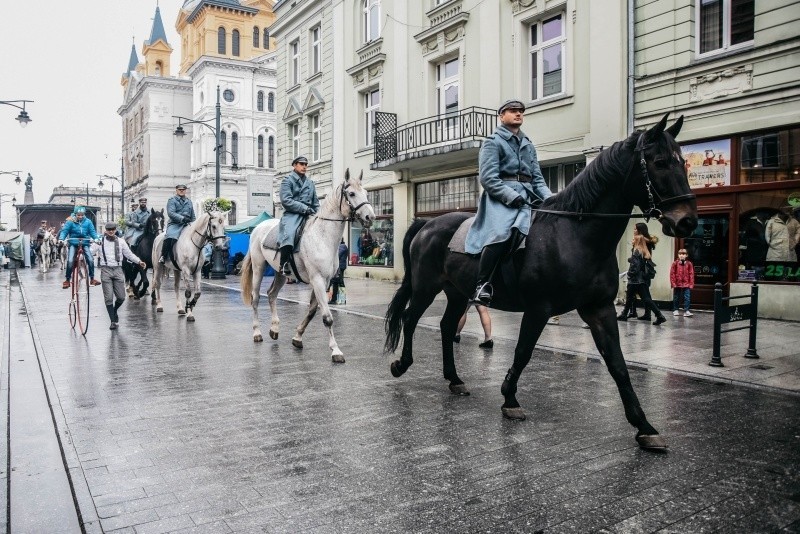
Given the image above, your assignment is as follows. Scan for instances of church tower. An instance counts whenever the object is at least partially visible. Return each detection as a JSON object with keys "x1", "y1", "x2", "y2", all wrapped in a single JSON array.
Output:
[
  {"x1": 142, "y1": 5, "x2": 172, "y2": 76},
  {"x1": 120, "y1": 42, "x2": 140, "y2": 90}
]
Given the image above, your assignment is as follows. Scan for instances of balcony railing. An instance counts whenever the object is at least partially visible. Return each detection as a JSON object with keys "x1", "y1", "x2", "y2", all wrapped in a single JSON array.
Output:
[{"x1": 374, "y1": 107, "x2": 496, "y2": 165}]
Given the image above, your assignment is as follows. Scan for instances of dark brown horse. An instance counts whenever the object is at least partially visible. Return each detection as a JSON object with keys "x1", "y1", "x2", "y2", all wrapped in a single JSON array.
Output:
[
  {"x1": 124, "y1": 208, "x2": 164, "y2": 300},
  {"x1": 384, "y1": 114, "x2": 697, "y2": 450}
]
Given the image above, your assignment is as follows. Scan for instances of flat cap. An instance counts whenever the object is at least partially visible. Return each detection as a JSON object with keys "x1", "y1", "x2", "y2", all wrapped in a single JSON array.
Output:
[
  {"x1": 105, "y1": 221, "x2": 117, "y2": 230},
  {"x1": 175, "y1": 184, "x2": 188, "y2": 189},
  {"x1": 498, "y1": 99, "x2": 526, "y2": 114},
  {"x1": 292, "y1": 156, "x2": 309, "y2": 166}
]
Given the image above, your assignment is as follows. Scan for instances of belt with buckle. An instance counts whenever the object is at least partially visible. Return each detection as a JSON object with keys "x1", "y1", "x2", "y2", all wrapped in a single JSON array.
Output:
[{"x1": 502, "y1": 174, "x2": 532, "y2": 183}]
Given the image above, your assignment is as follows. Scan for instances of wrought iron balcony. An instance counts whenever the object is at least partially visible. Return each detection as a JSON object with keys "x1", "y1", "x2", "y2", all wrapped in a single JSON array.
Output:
[{"x1": 373, "y1": 107, "x2": 497, "y2": 170}]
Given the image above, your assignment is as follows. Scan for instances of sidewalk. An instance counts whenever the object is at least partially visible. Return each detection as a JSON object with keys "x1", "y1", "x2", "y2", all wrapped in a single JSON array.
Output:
[{"x1": 212, "y1": 273, "x2": 800, "y2": 395}]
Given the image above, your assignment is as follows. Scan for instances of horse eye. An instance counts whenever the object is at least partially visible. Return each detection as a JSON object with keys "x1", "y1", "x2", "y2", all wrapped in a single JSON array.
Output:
[
  {"x1": 348, "y1": 192, "x2": 356, "y2": 197},
  {"x1": 653, "y1": 159, "x2": 669, "y2": 169}
]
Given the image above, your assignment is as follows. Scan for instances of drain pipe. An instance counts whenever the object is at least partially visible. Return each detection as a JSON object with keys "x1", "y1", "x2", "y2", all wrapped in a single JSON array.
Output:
[{"x1": 627, "y1": 0, "x2": 635, "y2": 134}]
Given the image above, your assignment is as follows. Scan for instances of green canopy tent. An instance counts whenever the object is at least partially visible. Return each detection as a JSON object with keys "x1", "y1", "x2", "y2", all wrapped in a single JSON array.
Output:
[{"x1": 226, "y1": 211, "x2": 273, "y2": 234}]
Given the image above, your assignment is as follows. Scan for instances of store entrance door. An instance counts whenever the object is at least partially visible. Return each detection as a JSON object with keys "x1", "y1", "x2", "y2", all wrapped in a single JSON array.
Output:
[{"x1": 679, "y1": 213, "x2": 730, "y2": 308}]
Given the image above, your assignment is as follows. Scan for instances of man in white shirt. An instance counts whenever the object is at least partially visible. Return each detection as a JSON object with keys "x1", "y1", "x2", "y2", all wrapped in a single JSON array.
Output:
[{"x1": 99, "y1": 221, "x2": 146, "y2": 330}]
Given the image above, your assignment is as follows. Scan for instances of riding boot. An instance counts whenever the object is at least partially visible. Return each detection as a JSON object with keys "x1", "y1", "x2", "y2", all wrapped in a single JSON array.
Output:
[
  {"x1": 279, "y1": 245, "x2": 293, "y2": 276},
  {"x1": 114, "y1": 298, "x2": 124, "y2": 323},
  {"x1": 160, "y1": 239, "x2": 174, "y2": 265},
  {"x1": 470, "y1": 241, "x2": 506, "y2": 305}
]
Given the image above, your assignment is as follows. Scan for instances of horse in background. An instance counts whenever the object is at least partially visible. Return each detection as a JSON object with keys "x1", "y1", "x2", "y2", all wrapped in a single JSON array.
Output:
[
  {"x1": 151, "y1": 210, "x2": 227, "y2": 321},
  {"x1": 240, "y1": 169, "x2": 375, "y2": 362},
  {"x1": 38, "y1": 229, "x2": 55, "y2": 272},
  {"x1": 123, "y1": 208, "x2": 164, "y2": 300}
]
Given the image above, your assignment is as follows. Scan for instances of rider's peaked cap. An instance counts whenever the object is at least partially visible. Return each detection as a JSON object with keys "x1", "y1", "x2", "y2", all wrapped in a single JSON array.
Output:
[
  {"x1": 139, "y1": 197, "x2": 147, "y2": 202},
  {"x1": 498, "y1": 99, "x2": 526, "y2": 114},
  {"x1": 292, "y1": 156, "x2": 309, "y2": 165},
  {"x1": 175, "y1": 184, "x2": 188, "y2": 189},
  {"x1": 105, "y1": 221, "x2": 117, "y2": 230}
]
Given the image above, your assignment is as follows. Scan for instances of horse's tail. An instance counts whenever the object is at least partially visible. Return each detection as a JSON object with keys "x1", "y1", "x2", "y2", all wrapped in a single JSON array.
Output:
[
  {"x1": 384, "y1": 218, "x2": 429, "y2": 353},
  {"x1": 240, "y1": 254, "x2": 254, "y2": 306}
]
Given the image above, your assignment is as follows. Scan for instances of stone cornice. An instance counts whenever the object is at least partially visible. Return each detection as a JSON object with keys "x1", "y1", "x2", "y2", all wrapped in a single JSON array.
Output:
[
  {"x1": 118, "y1": 77, "x2": 193, "y2": 115},
  {"x1": 415, "y1": 0, "x2": 469, "y2": 44},
  {"x1": 347, "y1": 39, "x2": 386, "y2": 77},
  {"x1": 271, "y1": 0, "x2": 328, "y2": 36},
  {"x1": 188, "y1": 55, "x2": 277, "y2": 77}
]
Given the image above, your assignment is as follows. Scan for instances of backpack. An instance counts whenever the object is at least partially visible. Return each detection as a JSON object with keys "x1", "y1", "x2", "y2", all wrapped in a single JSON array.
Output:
[{"x1": 644, "y1": 259, "x2": 657, "y2": 280}]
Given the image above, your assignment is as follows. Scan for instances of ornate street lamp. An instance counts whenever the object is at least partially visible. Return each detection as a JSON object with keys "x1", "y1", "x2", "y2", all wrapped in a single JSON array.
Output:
[
  {"x1": 98, "y1": 174, "x2": 124, "y2": 221},
  {"x1": 0, "y1": 100, "x2": 33, "y2": 127},
  {"x1": 0, "y1": 171, "x2": 23, "y2": 184}
]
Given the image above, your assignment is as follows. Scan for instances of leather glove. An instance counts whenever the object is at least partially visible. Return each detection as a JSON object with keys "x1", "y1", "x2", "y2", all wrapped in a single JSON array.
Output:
[
  {"x1": 305, "y1": 207, "x2": 315, "y2": 216},
  {"x1": 509, "y1": 196, "x2": 525, "y2": 209}
]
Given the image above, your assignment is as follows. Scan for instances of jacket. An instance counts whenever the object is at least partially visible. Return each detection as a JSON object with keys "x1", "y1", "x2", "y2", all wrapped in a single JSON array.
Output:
[
  {"x1": 765, "y1": 215, "x2": 799, "y2": 262},
  {"x1": 670, "y1": 259, "x2": 695, "y2": 289},
  {"x1": 337, "y1": 243, "x2": 349, "y2": 271},
  {"x1": 464, "y1": 125, "x2": 552, "y2": 254},
  {"x1": 626, "y1": 250, "x2": 648, "y2": 285},
  {"x1": 165, "y1": 196, "x2": 196, "y2": 240},
  {"x1": 58, "y1": 217, "x2": 98, "y2": 246},
  {"x1": 125, "y1": 208, "x2": 150, "y2": 243},
  {"x1": 278, "y1": 171, "x2": 319, "y2": 249}
]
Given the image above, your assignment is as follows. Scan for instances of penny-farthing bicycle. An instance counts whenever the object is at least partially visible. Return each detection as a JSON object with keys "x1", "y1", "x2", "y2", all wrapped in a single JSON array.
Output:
[{"x1": 68, "y1": 239, "x2": 91, "y2": 335}]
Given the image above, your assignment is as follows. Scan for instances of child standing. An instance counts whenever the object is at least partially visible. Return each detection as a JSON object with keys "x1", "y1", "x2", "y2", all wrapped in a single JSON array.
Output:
[{"x1": 670, "y1": 248, "x2": 695, "y2": 317}]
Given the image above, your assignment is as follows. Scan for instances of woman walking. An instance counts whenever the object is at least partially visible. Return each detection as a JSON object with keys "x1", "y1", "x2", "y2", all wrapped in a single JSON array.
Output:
[{"x1": 618, "y1": 234, "x2": 666, "y2": 326}]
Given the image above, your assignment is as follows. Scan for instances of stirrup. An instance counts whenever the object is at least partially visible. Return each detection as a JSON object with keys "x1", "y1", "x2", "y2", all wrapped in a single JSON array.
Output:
[
  {"x1": 280, "y1": 262, "x2": 292, "y2": 276},
  {"x1": 470, "y1": 282, "x2": 493, "y2": 305}
]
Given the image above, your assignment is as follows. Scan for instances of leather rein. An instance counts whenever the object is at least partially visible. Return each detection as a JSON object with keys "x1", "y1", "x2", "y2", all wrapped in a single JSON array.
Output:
[{"x1": 314, "y1": 182, "x2": 370, "y2": 223}]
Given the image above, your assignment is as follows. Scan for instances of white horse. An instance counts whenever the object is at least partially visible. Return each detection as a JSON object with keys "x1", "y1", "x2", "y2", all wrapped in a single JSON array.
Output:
[
  {"x1": 38, "y1": 230, "x2": 54, "y2": 272},
  {"x1": 240, "y1": 169, "x2": 375, "y2": 363},
  {"x1": 151, "y1": 210, "x2": 227, "y2": 322}
]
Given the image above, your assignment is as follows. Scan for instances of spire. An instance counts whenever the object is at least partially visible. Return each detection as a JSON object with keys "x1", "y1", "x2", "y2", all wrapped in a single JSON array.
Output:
[
  {"x1": 146, "y1": 5, "x2": 169, "y2": 46},
  {"x1": 125, "y1": 42, "x2": 140, "y2": 76}
]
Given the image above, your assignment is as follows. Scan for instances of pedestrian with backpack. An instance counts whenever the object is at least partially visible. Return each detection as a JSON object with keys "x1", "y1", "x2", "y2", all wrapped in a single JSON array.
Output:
[{"x1": 617, "y1": 234, "x2": 666, "y2": 326}]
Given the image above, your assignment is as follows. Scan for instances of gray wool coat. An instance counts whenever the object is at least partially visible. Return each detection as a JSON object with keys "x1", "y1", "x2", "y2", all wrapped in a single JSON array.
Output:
[
  {"x1": 125, "y1": 208, "x2": 150, "y2": 245},
  {"x1": 278, "y1": 171, "x2": 320, "y2": 249},
  {"x1": 464, "y1": 125, "x2": 552, "y2": 254},
  {"x1": 165, "y1": 196, "x2": 196, "y2": 240}
]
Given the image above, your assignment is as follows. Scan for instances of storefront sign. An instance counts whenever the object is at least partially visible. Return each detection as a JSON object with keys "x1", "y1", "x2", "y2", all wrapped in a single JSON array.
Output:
[
  {"x1": 763, "y1": 262, "x2": 800, "y2": 282},
  {"x1": 247, "y1": 175, "x2": 272, "y2": 216},
  {"x1": 682, "y1": 139, "x2": 731, "y2": 189}
]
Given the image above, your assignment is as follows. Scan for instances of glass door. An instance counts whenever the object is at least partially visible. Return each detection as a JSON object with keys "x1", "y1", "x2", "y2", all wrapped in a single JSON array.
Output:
[
  {"x1": 436, "y1": 58, "x2": 459, "y2": 142},
  {"x1": 679, "y1": 213, "x2": 730, "y2": 307}
]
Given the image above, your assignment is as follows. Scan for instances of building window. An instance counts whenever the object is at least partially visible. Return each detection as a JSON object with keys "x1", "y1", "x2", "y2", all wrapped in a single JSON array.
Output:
[
  {"x1": 253, "y1": 26, "x2": 260, "y2": 48},
  {"x1": 264, "y1": 29, "x2": 270, "y2": 49},
  {"x1": 739, "y1": 127, "x2": 800, "y2": 184},
  {"x1": 737, "y1": 192, "x2": 800, "y2": 284},
  {"x1": 290, "y1": 40, "x2": 300, "y2": 86},
  {"x1": 231, "y1": 132, "x2": 239, "y2": 166},
  {"x1": 267, "y1": 92, "x2": 275, "y2": 112},
  {"x1": 258, "y1": 135, "x2": 264, "y2": 167},
  {"x1": 218, "y1": 27, "x2": 226, "y2": 54},
  {"x1": 529, "y1": 13, "x2": 565, "y2": 101},
  {"x1": 232, "y1": 29, "x2": 240, "y2": 56},
  {"x1": 363, "y1": 0, "x2": 381, "y2": 43},
  {"x1": 220, "y1": 131, "x2": 227, "y2": 164},
  {"x1": 698, "y1": 0, "x2": 754, "y2": 55},
  {"x1": 290, "y1": 122, "x2": 300, "y2": 161},
  {"x1": 436, "y1": 57, "x2": 459, "y2": 118},
  {"x1": 309, "y1": 114, "x2": 321, "y2": 161},
  {"x1": 415, "y1": 175, "x2": 479, "y2": 215},
  {"x1": 540, "y1": 160, "x2": 585, "y2": 193},
  {"x1": 257, "y1": 91, "x2": 264, "y2": 112},
  {"x1": 155, "y1": 61, "x2": 162, "y2": 76},
  {"x1": 351, "y1": 188, "x2": 393, "y2": 266},
  {"x1": 223, "y1": 89, "x2": 235, "y2": 102},
  {"x1": 268, "y1": 135, "x2": 275, "y2": 168},
  {"x1": 364, "y1": 88, "x2": 380, "y2": 147},
  {"x1": 310, "y1": 26, "x2": 321, "y2": 75}
]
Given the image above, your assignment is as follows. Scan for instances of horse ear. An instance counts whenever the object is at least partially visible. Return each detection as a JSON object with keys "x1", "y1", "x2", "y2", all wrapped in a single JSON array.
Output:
[
  {"x1": 665, "y1": 115, "x2": 684, "y2": 140},
  {"x1": 358, "y1": 170, "x2": 363, "y2": 182},
  {"x1": 645, "y1": 113, "x2": 669, "y2": 142},
  {"x1": 344, "y1": 168, "x2": 350, "y2": 183}
]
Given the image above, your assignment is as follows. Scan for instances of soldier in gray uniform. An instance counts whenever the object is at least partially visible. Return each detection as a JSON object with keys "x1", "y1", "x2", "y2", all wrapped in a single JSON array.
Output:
[
  {"x1": 160, "y1": 184, "x2": 196, "y2": 265},
  {"x1": 125, "y1": 198, "x2": 150, "y2": 248},
  {"x1": 276, "y1": 156, "x2": 319, "y2": 275},
  {"x1": 465, "y1": 99, "x2": 552, "y2": 305},
  {"x1": 123, "y1": 201, "x2": 138, "y2": 241}
]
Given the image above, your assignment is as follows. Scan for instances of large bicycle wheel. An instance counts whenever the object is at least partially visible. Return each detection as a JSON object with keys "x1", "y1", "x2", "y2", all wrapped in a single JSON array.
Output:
[{"x1": 74, "y1": 256, "x2": 90, "y2": 335}]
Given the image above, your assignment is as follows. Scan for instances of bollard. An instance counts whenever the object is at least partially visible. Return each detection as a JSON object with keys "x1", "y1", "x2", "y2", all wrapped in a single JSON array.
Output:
[
  {"x1": 709, "y1": 283, "x2": 724, "y2": 367},
  {"x1": 744, "y1": 282, "x2": 760, "y2": 359}
]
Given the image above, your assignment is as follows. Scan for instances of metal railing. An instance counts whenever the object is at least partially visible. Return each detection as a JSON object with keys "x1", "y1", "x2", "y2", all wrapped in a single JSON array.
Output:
[{"x1": 374, "y1": 107, "x2": 496, "y2": 165}]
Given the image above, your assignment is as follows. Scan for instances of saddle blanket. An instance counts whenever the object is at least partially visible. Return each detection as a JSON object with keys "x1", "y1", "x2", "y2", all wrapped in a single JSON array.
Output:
[
  {"x1": 448, "y1": 217, "x2": 527, "y2": 255},
  {"x1": 261, "y1": 224, "x2": 280, "y2": 250}
]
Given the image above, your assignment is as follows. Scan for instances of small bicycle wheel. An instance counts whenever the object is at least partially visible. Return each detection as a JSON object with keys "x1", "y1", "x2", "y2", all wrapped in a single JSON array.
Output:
[
  {"x1": 75, "y1": 256, "x2": 90, "y2": 335},
  {"x1": 68, "y1": 300, "x2": 77, "y2": 329}
]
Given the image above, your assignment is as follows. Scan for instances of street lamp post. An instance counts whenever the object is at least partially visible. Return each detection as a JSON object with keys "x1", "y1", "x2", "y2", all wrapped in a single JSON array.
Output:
[
  {"x1": 0, "y1": 194, "x2": 17, "y2": 230},
  {"x1": 98, "y1": 174, "x2": 124, "y2": 221},
  {"x1": 0, "y1": 100, "x2": 33, "y2": 127},
  {"x1": 173, "y1": 85, "x2": 227, "y2": 279},
  {"x1": 0, "y1": 171, "x2": 23, "y2": 185}
]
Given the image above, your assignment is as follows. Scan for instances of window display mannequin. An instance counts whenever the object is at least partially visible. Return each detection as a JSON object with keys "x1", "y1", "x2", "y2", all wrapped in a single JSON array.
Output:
[{"x1": 765, "y1": 208, "x2": 800, "y2": 262}]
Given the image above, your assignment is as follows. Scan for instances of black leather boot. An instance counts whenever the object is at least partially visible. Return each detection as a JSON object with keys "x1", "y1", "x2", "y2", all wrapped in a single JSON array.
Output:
[
  {"x1": 279, "y1": 245, "x2": 293, "y2": 276},
  {"x1": 160, "y1": 238, "x2": 174, "y2": 265},
  {"x1": 470, "y1": 241, "x2": 505, "y2": 305}
]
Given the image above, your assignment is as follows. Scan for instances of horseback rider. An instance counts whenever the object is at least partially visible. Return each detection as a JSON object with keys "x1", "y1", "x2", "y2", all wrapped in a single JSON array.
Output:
[
  {"x1": 123, "y1": 200, "x2": 138, "y2": 242},
  {"x1": 160, "y1": 184, "x2": 195, "y2": 265},
  {"x1": 35, "y1": 220, "x2": 48, "y2": 251},
  {"x1": 465, "y1": 99, "x2": 552, "y2": 306},
  {"x1": 58, "y1": 206, "x2": 101, "y2": 289},
  {"x1": 275, "y1": 156, "x2": 319, "y2": 276},
  {"x1": 125, "y1": 198, "x2": 150, "y2": 248}
]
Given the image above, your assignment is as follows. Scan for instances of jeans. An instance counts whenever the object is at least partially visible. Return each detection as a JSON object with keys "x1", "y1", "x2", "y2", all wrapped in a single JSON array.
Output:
[
  {"x1": 673, "y1": 288, "x2": 691, "y2": 311},
  {"x1": 66, "y1": 244, "x2": 94, "y2": 280}
]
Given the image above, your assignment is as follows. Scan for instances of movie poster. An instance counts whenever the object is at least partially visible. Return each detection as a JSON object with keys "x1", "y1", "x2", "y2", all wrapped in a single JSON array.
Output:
[{"x1": 681, "y1": 139, "x2": 731, "y2": 189}]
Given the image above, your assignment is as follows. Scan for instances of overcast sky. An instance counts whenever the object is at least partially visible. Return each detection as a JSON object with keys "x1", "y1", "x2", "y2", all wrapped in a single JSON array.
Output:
[{"x1": 0, "y1": 1, "x2": 181, "y2": 227}]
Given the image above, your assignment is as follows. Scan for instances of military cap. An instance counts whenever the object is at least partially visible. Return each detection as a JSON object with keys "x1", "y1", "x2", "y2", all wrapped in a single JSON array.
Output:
[
  {"x1": 139, "y1": 197, "x2": 147, "y2": 202},
  {"x1": 498, "y1": 99, "x2": 526, "y2": 114},
  {"x1": 292, "y1": 156, "x2": 309, "y2": 166},
  {"x1": 175, "y1": 184, "x2": 188, "y2": 190}
]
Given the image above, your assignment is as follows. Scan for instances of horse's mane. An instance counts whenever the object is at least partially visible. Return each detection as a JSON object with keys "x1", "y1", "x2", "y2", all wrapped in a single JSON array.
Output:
[{"x1": 539, "y1": 133, "x2": 640, "y2": 216}]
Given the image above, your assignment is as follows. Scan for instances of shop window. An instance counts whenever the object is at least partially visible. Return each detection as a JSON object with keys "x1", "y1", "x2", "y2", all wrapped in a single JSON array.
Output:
[
  {"x1": 415, "y1": 175, "x2": 479, "y2": 215},
  {"x1": 739, "y1": 127, "x2": 800, "y2": 184},
  {"x1": 737, "y1": 190, "x2": 800, "y2": 283},
  {"x1": 350, "y1": 188, "x2": 393, "y2": 267}
]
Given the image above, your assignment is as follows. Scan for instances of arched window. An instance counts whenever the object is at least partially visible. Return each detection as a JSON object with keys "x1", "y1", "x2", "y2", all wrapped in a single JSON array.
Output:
[
  {"x1": 257, "y1": 135, "x2": 264, "y2": 167},
  {"x1": 263, "y1": 29, "x2": 270, "y2": 49},
  {"x1": 253, "y1": 26, "x2": 260, "y2": 48},
  {"x1": 220, "y1": 131, "x2": 227, "y2": 164},
  {"x1": 155, "y1": 61, "x2": 162, "y2": 76},
  {"x1": 268, "y1": 136, "x2": 275, "y2": 168},
  {"x1": 267, "y1": 92, "x2": 275, "y2": 112},
  {"x1": 232, "y1": 29, "x2": 240, "y2": 56},
  {"x1": 257, "y1": 91, "x2": 264, "y2": 112},
  {"x1": 228, "y1": 201, "x2": 237, "y2": 226},
  {"x1": 217, "y1": 27, "x2": 226, "y2": 54},
  {"x1": 231, "y1": 132, "x2": 239, "y2": 165},
  {"x1": 363, "y1": 0, "x2": 381, "y2": 43}
]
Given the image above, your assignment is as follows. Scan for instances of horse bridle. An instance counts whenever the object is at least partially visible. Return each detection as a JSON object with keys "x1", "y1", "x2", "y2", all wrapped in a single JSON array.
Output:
[
  {"x1": 315, "y1": 182, "x2": 370, "y2": 223},
  {"x1": 190, "y1": 214, "x2": 226, "y2": 250}
]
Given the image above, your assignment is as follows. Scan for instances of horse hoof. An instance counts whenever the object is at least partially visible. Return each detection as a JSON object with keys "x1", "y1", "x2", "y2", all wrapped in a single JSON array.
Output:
[
  {"x1": 448, "y1": 383, "x2": 470, "y2": 396},
  {"x1": 292, "y1": 339, "x2": 303, "y2": 349},
  {"x1": 269, "y1": 330, "x2": 278, "y2": 340},
  {"x1": 254, "y1": 334, "x2": 263, "y2": 342},
  {"x1": 390, "y1": 360, "x2": 404, "y2": 378},
  {"x1": 178, "y1": 309, "x2": 186, "y2": 315},
  {"x1": 156, "y1": 307, "x2": 163, "y2": 313},
  {"x1": 187, "y1": 315, "x2": 195, "y2": 322},
  {"x1": 502, "y1": 407, "x2": 527, "y2": 421},
  {"x1": 331, "y1": 354, "x2": 345, "y2": 364},
  {"x1": 636, "y1": 434, "x2": 668, "y2": 451}
]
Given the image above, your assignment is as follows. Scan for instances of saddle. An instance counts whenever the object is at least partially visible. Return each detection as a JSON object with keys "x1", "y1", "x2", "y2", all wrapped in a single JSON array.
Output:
[
  {"x1": 447, "y1": 217, "x2": 527, "y2": 255},
  {"x1": 261, "y1": 217, "x2": 311, "y2": 282}
]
